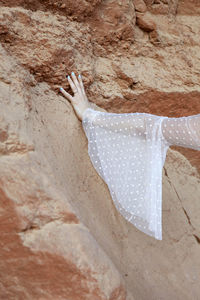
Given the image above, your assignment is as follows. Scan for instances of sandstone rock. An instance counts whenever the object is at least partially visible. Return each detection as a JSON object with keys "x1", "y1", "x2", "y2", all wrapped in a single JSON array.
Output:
[
  {"x1": 136, "y1": 11, "x2": 156, "y2": 31},
  {"x1": 143, "y1": 0, "x2": 154, "y2": 7},
  {"x1": 0, "y1": 44, "x2": 127, "y2": 300},
  {"x1": 0, "y1": 1, "x2": 200, "y2": 299},
  {"x1": 88, "y1": 0, "x2": 136, "y2": 50},
  {"x1": 0, "y1": 0, "x2": 102, "y2": 21},
  {"x1": 133, "y1": 0, "x2": 147, "y2": 13}
]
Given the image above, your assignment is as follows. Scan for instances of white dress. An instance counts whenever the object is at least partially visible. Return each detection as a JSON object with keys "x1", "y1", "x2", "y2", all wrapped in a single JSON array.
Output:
[{"x1": 82, "y1": 107, "x2": 200, "y2": 240}]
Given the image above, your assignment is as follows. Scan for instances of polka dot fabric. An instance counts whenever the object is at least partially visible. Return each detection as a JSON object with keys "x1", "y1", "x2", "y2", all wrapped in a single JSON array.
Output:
[
  {"x1": 82, "y1": 108, "x2": 200, "y2": 240},
  {"x1": 162, "y1": 115, "x2": 200, "y2": 150}
]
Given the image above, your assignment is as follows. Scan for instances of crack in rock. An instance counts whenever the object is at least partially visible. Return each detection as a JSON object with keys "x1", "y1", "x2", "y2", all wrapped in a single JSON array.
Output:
[
  {"x1": 193, "y1": 234, "x2": 200, "y2": 244},
  {"x1": 163, "y1": 166, "x2": 195, "y2": 232}
]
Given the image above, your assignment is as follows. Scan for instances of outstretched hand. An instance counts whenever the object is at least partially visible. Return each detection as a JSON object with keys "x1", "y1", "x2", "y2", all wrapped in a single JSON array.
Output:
[{"x1": 59, "y1": 72, "x2": 91, "y2": 121}]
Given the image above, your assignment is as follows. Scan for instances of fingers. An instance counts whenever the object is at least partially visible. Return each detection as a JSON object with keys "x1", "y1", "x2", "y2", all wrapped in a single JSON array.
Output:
[
  {"x1": 71, "y1": 72, "x2": 81, "y2": 93},
  {"x1": 78, "y1": 74, "x2": 87, "y2": 98},
  {"x1": 68, "y1": 72, "x2": 82, "y2": 95},
  {"x1": 60, "y1": 72, "x2": 86, "y2": 103},
  {"x1": 67, "y1": 75, "x2": 79, "y2": 94},
  {"x1": 60, "y1": 87, "x2": 73, "y2": 102}
]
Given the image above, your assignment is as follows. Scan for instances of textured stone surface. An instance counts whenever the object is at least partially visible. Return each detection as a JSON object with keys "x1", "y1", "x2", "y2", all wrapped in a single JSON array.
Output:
[
  {"x1": 133, "y1": 0, "x2": 147, "y2": 13},
  {"x1": 0, "y1": 46, "x2": 128, "y2": 299},
  {"x1": 0, "y1": 1, "x2": 200, "y2": 299},
  {"x1": 136, "y1": 11, "x2": 156, "y2": 31}
]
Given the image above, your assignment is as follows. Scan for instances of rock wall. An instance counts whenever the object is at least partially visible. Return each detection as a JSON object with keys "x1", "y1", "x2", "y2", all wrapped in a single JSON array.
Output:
[{"x1": 0, "y1": 1, "x2": 200, "y2": 299}]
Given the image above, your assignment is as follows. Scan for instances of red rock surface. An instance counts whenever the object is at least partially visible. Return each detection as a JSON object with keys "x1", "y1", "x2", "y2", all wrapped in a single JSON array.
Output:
[
  {"x1": 133, "y1": 0, "x2": 147, "y2": 13},
  {"x1": 136, "y1": 11, "x2": 156, "y2": 31},
  {"x1": 0, "y1": 0, "x2": 200, "y2": 299}
]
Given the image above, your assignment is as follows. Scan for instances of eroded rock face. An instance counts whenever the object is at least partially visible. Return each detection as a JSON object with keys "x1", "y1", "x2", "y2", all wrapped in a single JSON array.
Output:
[
  {"x1": 133, "y1": 0, "x2": 147, "y2": 13},
  {"x1": 0, "y1": 46, "x2": 128, "y2": 300},
  {"x1": 0, "y1": 1, "x2": 200, "y2": 299},
  {"x1": 135, "y1": 11, "x2": 156, "y2": 32}
]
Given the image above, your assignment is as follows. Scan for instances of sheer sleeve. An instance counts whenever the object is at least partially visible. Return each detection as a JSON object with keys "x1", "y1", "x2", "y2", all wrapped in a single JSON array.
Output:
[
  {"x1": 161, "y1": 114, "x2": 200, "y2": 150},
  {"x1": 83, "y1": 108, "x2": 200, "y2": 150},
  {"x1": 82, "y1": 107, "x2": 147, "y2": 136},
  {"x1": 82, "y1": 107, "x2": 168, "y2": 240},
  {"x1": 81, "y1": 107, "x2": 200, "y2": 241}
]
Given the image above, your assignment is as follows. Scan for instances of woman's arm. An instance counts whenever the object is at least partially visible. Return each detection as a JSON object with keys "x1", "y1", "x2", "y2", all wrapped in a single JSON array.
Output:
[
  {"x1": 83, "y1": 107, "x2": 200, "y2": 150},
  {"x1": 59, "y1": 72, "x2": 200, "y2": 151},
  {"x1": 82, "y1": 107, "x2": 147, "y2": 136},
  {"x1": 161, "y1": 114, "x2": 200, "y2": 150}
]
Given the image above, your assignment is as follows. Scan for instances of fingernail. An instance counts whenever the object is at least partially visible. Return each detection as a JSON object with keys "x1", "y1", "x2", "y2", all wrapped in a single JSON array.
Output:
[
  {"x1": 68, "y1": 75, "x2": 70, "y2": 79},
  {"x1": 78, "y1": 74, "x2": 81, "y2": 78},
  {"x1": 60, "y1": 87, "x2": 63, "y2": 91},
  {"x1": 71, "y1": 72, "x2": 74, "y2": 75}
]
